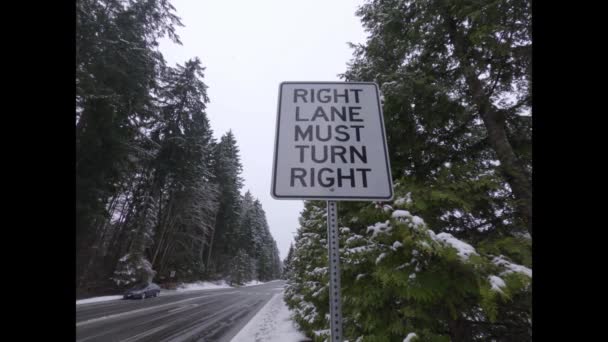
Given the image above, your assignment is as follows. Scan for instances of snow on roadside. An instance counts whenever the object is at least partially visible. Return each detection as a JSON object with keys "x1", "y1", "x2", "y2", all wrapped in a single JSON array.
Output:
[
  {"x1": 231, "y1": 292, "x2": 309, "y2": 342},
  {"x1": 76, "y1": 295, "x2": 123, "y2": 305},
  {"x1": 176, "y1": 280, "x2": 232, "y2": 292},
  {"x1": 77, "y1": 279, "x2": 275, "y2": 305},
  {"x1": 243, "y1": 280, "x2": 266, "y2": 287}
]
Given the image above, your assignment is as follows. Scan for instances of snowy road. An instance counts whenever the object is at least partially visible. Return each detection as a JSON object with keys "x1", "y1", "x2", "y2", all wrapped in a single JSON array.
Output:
[{"x1": 76, "y1": 280, "x2": 289, "y2": 342}]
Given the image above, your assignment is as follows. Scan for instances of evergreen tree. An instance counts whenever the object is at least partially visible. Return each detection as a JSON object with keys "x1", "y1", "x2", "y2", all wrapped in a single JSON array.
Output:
[
  {"x1": 283, "y1": 243, "x2": 295, "y2": 279},
  {"x1": 286, "y1": 0, "x2": 532, "y2": 340},
  {"x1": 284, "y1": 201, "x2": 331, "y2": 337},
  {"x1": 105, "y1": 57, "x2": 219, "y2": 286},
  {"x1": 76, "y1": 0, "x2": 182, "y2": 289},
  {"x1": 237, "y1": 191, "x2": 257, "y2": 255},
  {"x1": 228, "y1": 248, "x2": 253, "y2": 286},
  {"x1": 252, "y1": 199, "x2": 273, "y2": 281},
  {"x1": 271, "y1": 242, "x2": 283, "y2": 279},
  {"x1": 208, "y1": 131, "x2": 244, "y2": 276},
  {"x1": 343, "y1": 0, "x2": 532, "y2": 236},
  {"x1": 286, "y1": 198, "x2": 531, "y2": 341},
  {"x1": 232, "y1": 192, "x2": 282, "y2": 282},
  {"x1": 146, "y1": 58, "x2": 219, "y2": 282}
]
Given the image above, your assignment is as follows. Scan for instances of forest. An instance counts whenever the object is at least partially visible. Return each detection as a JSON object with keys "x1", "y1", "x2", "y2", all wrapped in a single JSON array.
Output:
[{"x1": 76, "y1": 0, "x2": 282, "y2": 297}]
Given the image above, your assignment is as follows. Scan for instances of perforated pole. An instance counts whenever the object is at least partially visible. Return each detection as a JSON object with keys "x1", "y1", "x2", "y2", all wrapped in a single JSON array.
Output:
[{"x1": 326, "y1": 201, "x2": 342, "y2": 342}]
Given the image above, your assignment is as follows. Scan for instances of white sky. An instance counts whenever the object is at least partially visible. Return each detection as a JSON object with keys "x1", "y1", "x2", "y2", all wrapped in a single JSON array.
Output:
[{"x1": 159, "y1": 0, "x2": 368, "y2": 260}]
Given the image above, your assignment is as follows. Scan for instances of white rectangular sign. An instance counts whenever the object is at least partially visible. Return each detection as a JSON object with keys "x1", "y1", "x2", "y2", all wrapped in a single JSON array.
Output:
[{"x1": 271, "y1": 82, "x2": 393, "y2": 200}]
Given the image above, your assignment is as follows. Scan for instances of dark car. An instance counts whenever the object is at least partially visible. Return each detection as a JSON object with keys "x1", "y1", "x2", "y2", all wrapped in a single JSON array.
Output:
[{"x1": 123, "y1": 282, "x2": 161, "y2": 299}]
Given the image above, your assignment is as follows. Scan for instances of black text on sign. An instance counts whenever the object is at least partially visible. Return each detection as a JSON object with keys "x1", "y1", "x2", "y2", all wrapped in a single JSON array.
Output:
[{"x1": 272, "y1": 82, "x2": 393, "y2": 200}]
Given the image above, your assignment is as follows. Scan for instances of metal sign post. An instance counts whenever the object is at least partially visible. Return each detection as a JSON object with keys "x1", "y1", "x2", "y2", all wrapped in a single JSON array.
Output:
[{"x1": 326, "y1": 201, "x2": 342, "y2": 342}]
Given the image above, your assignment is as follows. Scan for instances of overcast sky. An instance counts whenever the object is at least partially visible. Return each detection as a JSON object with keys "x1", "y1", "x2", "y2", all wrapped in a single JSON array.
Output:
[{"x1": 159, "y1": 0, "x2": 368, "y2": 260}]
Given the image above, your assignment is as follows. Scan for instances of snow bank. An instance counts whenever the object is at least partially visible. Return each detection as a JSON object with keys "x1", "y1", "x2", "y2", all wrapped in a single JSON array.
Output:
[
  {"x1": 231, "y1": 293, "x2": 309, "y2": 342},
  {"x1": 176, "y1": 280, "x2": 231, "y2": 292},
  {"x1": 76, "y1": 295, "x2": 122, "y2": 305},
  {"x1": 243, "y1": 280, "x2": 266, "y2": 287}
]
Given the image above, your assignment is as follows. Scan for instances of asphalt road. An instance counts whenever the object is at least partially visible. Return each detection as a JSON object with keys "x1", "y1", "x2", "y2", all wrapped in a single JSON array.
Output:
[{"x1": 76, "y1": 280, "x2": 286, "y2": 342}]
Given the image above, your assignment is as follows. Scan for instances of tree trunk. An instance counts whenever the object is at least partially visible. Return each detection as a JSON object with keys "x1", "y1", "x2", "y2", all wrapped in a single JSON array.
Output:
[
  {"x1": 447, "y1": 317, "x2": 472, "y2": 342},
  {"x1": 199, "y1": 238, "x2": 205, "y2": 265},
  {"x1": 445, "y1": 15, "x2": 532, "y2": 234},
  {"x1": 159, "y1": 241, "x2": 175, "y2": 276},
  {"x1": 152, "y1": 200, "x2": 177, "y2": 267},
  {"x1": 151, "y1": 194, "x2": 168, "y2": 266},
  {"x1": 206, "y1": 208, "x2": 220, "y2": 271}
]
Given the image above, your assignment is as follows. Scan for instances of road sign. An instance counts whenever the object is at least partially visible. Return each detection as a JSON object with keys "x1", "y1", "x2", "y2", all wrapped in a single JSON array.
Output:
[{"x1": 271, "y1": 82, "x2": 393, "y2": 200}]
